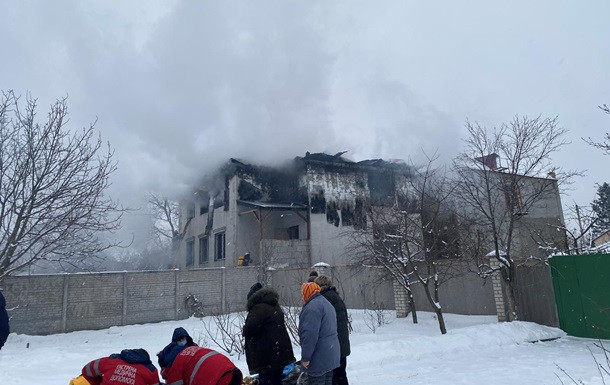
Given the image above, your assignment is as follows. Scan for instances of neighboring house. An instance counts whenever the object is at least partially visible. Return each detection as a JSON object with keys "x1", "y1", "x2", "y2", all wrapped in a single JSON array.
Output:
[
  {"x1": 177, "y1": 152, "x2": 414, "y2": 269},
  {"x1": 462, "y1": 154, "x2": 568, "y2": 260},
  {"x1": 593, "y1": 229, "x2": 610, "y2": 249}
]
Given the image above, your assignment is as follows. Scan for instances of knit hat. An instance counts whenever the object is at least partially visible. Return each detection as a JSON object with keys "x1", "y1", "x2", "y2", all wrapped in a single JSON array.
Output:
[{"x1": 301, "y1": 282, "x2": 320, "y2": 302}]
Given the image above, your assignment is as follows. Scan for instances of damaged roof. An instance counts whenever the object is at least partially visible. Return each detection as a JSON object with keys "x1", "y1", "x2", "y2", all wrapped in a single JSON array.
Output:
[
  {"x1": 237, "y1": 200, "x2": 308, "y2": 210},
  {"x1": 297, "y1": 151, "x2": 411, "y2": 172}
]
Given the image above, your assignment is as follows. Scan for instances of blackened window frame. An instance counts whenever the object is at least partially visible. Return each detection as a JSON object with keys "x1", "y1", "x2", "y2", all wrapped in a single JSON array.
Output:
[
  {"x1": 186, "y1": 238, "x2": 195, "y2": 267},
  {"x1": 199, "y1": 236, "x2": 209, "y2": 264},
  {"x1": 214, "y1": 232, "x2": 226, "y2": 260}
]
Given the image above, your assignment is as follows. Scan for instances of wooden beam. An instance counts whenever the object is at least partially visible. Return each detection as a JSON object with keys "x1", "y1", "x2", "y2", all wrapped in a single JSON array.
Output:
[
  {"x1": 294, "y1": 210, "x2": 308, "y2": 222},
  {"x1": 259, "y1": 209, "x2": 267, "y2": 241}
]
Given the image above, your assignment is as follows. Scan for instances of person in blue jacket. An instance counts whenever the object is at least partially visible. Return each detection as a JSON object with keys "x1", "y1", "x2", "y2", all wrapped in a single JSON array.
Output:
[
  {"x1": 0, "y1": 290, "x2": 9, "y2": 350},
  {"x1": 156, "y1": 327, "x2": 195, "y2": 369},
  {"x1": 298, "y1": 282, "x2": 340, "y2": 385}
]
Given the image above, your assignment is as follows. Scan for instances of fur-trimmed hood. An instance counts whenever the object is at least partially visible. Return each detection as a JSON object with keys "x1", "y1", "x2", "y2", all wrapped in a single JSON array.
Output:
[{"x1": 246, "y1": 287, "x2": 279, "y2": 311}]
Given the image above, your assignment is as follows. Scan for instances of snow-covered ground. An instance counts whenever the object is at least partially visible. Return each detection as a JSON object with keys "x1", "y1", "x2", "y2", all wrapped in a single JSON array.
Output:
[{"x1": 0, "y1": 310, "x2": 606, "y2": 384}]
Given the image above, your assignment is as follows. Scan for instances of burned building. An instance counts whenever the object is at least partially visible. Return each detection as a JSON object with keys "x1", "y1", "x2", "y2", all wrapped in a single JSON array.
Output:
[{"x1": 177, "y1": 152, "x2": 415, "y2": 269}]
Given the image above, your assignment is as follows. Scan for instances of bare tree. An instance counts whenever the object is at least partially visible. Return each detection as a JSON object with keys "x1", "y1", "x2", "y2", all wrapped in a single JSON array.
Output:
[
  {"x1": 553, "y1": 203, "x2": 598, "y2": 255},
  {"x1": 147, "y1": 192, "x2": 182, "y2": 267},
  {"x1": 0, "y1": 90, "x2": 123, "y2": 279},
  {"x1": 349, "y1": 209, "x2": 419, "y2": 325},
  {"x1": 200, "y1": 309, "x2": 246, "y2": 359},
  {"x1": 453, "y1": 115, "x2": 573, "y2": 321},
  {"x1": 351, "y1": 154, "x2": 464, "y2": 334},
  {"x1": 584, "y1": 104, "x2": 610, "y2": 154},
  {"x1": 147, "y1": 192, "x2": 180, "y2": 246}
]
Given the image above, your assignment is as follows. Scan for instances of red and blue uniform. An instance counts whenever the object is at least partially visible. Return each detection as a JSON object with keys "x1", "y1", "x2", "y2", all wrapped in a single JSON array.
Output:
[
  {"x1": 161, "y1": 345, "x2": 242, "y2": 385},
  {"x1": 82, "y1": 349, "x2": 160, "y2": 385}
]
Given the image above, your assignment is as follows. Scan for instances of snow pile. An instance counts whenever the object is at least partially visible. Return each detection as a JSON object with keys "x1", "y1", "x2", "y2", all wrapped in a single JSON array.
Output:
[{"x1": 0, "y1": 311, "x2": 602, "y2": 385}]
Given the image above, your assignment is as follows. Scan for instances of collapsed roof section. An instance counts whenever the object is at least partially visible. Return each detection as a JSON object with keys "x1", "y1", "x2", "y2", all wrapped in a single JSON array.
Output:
[
  {"x1": 297, "y1": 151, "x2": 412, "y2": 172},
  {"x1": 191, "y1": 152, "x2": 413, "y2": 208}
]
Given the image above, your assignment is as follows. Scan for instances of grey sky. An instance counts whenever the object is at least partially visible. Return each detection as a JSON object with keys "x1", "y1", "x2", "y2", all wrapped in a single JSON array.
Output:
[{"x1": 1, "y1": 0, "x2": 609, "y2": 245}]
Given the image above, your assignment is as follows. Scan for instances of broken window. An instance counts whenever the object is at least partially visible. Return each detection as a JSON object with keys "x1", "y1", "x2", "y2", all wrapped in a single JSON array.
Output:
[
  {"x1": 341, "y1": 204, "x2": 354, "y2": 226},
  {"x1": 368, "y1": 172, "x2": 395, "y2": 206},
  {"x1": 187, "y1": 204, "x2": 195, "y2": 220},
  {"x1": 238, "y1": 180, "x2": 263, "y2": 201},
  {"x1": 502, "y1": 176, "x2": 525, "y2": 215},
  {"x1": 353, "y1": 197, "x2": 367, "y2": 230},
  {"x1": 326, "y1": 201, "x2": 340, "y2": 227},
  {"x1": 199, "y1": 236, "x2": 209, "y2": 264},
  {"x1": 288, "y1": 225, "x2": 299, "y2": 240},
  {"x1": 186, "y1": 239, "x2": 194, "y2": 267},
  {"x1": 214, "y1": 232, "x2": 226, "y2": 260},
  {"x1": 310, "y1": 190, "x2": 326, "y2": 214}
]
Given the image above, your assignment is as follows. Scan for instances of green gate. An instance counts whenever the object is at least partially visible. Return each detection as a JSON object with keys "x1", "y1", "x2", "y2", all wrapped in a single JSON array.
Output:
[{"x1": 550, "y1": 253, "x2": 610, "y2": 339}]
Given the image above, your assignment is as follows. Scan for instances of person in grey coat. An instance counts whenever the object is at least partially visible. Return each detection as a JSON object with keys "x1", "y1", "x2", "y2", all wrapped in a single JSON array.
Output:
[{"x1": 298, "y1": 282, "x2": 340, "y2": 385}]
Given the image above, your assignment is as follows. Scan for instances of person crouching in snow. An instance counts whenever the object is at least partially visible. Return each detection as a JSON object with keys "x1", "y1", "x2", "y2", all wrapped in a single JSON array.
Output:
[
  {"x1": 157, "y1": 327, "x2": 243, "y2": 385},
  {"x1": 243, "y1": 282, "x2": 295, "y2": 385},
  {"x1": 81, "y1": 348, "x2": 160, "y2": 385},
  {"x1": 298, "y1": 282, "x2": 340, "y2": 385}
]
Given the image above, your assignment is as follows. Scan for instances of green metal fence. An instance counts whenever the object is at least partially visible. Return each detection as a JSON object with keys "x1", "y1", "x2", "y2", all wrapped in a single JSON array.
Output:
[{"x1": 549, "y1": 253, "x2": 610, "y2": 339}]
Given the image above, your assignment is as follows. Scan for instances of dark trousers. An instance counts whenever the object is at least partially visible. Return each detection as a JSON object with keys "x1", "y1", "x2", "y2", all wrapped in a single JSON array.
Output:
[
  {"x1": 332, "y1": 356, "x2": 348, "y2": 385},
  {"x1": 307, "y1": 371, "x2": 333, "y2": 385},
  {"x1": 258, "y1": 367, "x2": 284, "y2": 385}
]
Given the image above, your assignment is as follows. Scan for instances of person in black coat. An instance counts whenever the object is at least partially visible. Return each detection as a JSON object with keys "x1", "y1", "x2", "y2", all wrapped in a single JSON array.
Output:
[
  {"x1": 0, "y1": 291, "x2": 9, "y2": 350},
  {"x1": 243, "y1": 283, "x2": 295, "y2": 385},
  {"x1": 315, "y1": 275, "x2": 350, "y2": 385}
]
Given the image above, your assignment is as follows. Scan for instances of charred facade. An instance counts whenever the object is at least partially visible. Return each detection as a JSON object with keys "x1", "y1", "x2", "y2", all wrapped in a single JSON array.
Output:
[{"x1": 177, "y1": 152, "x2": 414, "y2": 269}]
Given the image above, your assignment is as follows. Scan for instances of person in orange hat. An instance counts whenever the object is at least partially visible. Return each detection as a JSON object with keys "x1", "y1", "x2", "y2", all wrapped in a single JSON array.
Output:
[{"x1": 298, "y1": 282, "x2": 340, "y2": 385}]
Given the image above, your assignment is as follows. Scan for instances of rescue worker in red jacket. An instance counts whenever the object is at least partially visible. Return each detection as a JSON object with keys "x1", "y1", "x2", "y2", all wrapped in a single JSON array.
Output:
[
  {"x1": 81, "y1": 348, "x2": 160, "y2": 385},
  {"x1": 158, "y1": 327, "x2": 242, "y2": 385}
]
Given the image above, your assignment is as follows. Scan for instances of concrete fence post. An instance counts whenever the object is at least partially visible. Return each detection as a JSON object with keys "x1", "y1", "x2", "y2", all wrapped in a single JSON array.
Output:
[
  {"x1": 221, "y1": 267, "x2": 227, "y2": 314},
  {"x1": 122, "y1": 273, "x2": 128, "y2": 325},
  {"x1": 393, "y1": 280, "x2": 408, "y2": 318},
  {"x1": 61, "y1": 275, "x2": 69, "y2": 333},
  {"x1": 489, "y1": 258, "x2": 507, "y2": 322},
  {"x1": 174, "y1": 269, "x2": 180, "y2": 318}
]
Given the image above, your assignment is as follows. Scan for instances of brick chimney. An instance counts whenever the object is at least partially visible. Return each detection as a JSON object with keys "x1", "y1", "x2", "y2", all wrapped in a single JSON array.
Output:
[{"x1": 475, "y1": 153, "x2": 500, "y2": 170}]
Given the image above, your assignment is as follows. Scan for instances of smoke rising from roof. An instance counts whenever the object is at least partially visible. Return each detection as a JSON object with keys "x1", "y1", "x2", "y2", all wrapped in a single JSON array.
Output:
[{"x1": 1, "y1": 0, "x2": 609, "y2": 251}]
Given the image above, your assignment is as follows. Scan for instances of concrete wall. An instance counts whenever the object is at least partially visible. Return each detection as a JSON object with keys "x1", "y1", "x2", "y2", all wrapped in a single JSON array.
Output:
[
  {"x1": 410, "y1": 267, "x2": 497, "y2": 316},
  {"x1": 261, "y1": 239, "x2": 311, "y2": 268},
  {"x1": 392, "y1": 261, "x2": 497, "y2": 316},
  {"x1": 2, "y1": 261, "x2": 559, "y2": 336},
  {"x1": 2, "y1": 267, "x2": 258, "y2": 335},
  {"x1": 308, "y1": 214, "x2": 354, "y2": 266},
  {"x1": 269, "y1": 266, "x2": 396, "y2": 310}
]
